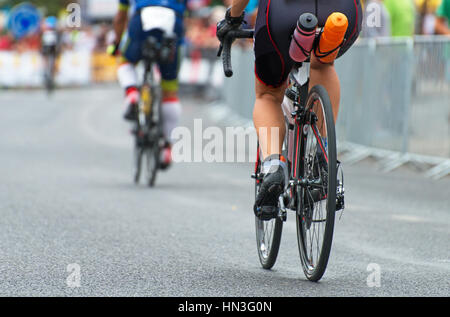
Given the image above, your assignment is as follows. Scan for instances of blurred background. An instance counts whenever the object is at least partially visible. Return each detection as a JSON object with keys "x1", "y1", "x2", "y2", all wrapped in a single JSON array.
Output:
[{"x1": 0, "y1": 0, "x2": 448, "y2": 178}]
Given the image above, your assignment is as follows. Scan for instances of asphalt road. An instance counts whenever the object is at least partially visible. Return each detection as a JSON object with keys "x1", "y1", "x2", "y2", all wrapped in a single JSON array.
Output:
[{"x1": 0, "y1": 86, "x2": 449, "y2": 297}]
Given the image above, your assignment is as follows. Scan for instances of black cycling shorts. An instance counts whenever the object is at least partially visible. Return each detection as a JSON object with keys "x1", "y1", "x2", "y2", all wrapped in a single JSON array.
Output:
[{"x1": 254, "y1": 0, "x2": 363, "y2": 87}]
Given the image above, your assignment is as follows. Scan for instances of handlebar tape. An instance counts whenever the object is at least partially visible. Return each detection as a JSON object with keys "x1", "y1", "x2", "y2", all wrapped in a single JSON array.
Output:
[{"x1": 221, "y1": 29, "x2": 254, "y2": 78}]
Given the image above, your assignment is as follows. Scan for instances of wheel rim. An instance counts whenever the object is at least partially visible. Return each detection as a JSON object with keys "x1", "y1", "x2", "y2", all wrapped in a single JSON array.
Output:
[{"x1": 256, "y1": 217, "x2": 277, "y2": 261}]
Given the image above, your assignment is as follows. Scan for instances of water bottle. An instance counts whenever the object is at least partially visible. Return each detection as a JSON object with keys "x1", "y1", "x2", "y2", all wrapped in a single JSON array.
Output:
[
  {"x1": 315, "y1": 12, "x2": 348, "y2": 63},
  {"x1": 289, "y1": 13, "x2": 318, "y2": 63}
]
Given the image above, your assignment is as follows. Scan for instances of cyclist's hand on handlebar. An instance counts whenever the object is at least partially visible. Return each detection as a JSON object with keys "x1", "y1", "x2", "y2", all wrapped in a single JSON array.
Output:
[
  {"x1": 216, "y1": 8, "x2": 246, "y2": 44},
  {"x1": 107, "y1": 42, "x2": 120, "y2": 56}
]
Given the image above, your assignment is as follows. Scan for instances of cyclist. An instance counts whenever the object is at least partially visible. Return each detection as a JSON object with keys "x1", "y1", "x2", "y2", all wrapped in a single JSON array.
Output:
[
  {"x1": 217, "y1": 0, "x2": 362, "y2": 220},
  {"x1": 109, "y1": 0, "x2": 188, "y2": 169},
  {"x1": 40, "y1": 16, "x2": 60, "y2": 85}
]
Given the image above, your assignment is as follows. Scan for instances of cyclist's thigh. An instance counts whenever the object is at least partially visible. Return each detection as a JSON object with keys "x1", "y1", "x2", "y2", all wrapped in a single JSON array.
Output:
[
  {"x1": 254, "y1": 0, "x2": 315, "y2": 87},
  {"x1": 316, "y1": 0, "x2": 363, "y2": 58},
  {"x1": 158, "y1": 16, "x2": 183, "y2": 82},
  {"x1": 121, "y1": 12, "x2": 145, "y2": 64}
]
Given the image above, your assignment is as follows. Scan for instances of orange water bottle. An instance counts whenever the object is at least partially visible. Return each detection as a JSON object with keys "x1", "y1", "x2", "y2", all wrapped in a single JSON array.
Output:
[{"x1": 315, "y1": 12, "x2": 348, "y2": 63}]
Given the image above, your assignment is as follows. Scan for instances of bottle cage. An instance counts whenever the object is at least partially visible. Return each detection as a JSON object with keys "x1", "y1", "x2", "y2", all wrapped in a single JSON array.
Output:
[
  {"x1": 313, "y1": 28, "x2": 347, "y2": 60},
  {"x1": 291, "y1": 28, "x2": 346, "y2": 61},
  {"x1": 290, "y1": 30, "x2": 314, "y2": 59}
]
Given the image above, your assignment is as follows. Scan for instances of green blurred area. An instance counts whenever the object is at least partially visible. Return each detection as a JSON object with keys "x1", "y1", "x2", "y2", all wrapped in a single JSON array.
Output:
[{"x1": 0, "y1": 0, "x2": 71, "y2": 15}]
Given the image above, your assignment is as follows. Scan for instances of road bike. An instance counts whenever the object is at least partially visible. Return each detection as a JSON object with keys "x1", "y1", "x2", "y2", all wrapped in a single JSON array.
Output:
[
  {"x1": 219, "y1": 26, "x2": 345, "y2": 282},
  {"x1": 133, "y1": 34, "x2": 176, "y2": 187}
]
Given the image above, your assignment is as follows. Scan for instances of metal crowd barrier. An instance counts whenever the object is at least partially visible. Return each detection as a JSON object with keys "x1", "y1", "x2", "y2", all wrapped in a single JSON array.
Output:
[{"x1": 213, "y1": 36, "x2": 450, "y2": 179}]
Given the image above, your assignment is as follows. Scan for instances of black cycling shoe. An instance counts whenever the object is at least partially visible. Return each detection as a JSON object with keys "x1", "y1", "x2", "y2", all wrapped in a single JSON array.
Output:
[
  {"x1": 124, "y1": 102, "x2": 138, "y2": 121},
  {"x1": 254, "y1": 155, "x2": 287, "y2": 221}
]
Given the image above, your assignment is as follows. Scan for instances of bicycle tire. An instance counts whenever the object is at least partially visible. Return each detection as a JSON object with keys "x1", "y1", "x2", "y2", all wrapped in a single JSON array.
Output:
[
  {"x1": 134, "y1": 145, "x2": 143, "y2": 184},
  {"x1": 145, "y1": 142, "x2": 159, "y2": 187},
  {"x1": 254, "y1": 146, "x2": 283, "y2": 270},
  {"x1": 145, "y1": 84, "x2": 163, "y2": 187},
  {"x1": 295, "y1": 85, "x2": 337, "y2": 282}
]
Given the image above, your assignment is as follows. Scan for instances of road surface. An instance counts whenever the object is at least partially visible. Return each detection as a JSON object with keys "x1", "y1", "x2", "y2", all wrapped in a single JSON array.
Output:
[{"x1": 0, "y1": 86, "x2": 449, "y2": 296}]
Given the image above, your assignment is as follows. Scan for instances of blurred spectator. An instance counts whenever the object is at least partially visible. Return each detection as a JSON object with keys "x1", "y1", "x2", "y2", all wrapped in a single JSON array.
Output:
[
  {"x1": 0, "y1": 32, "x2": 13, "y2": 50},
  {"x1": 384, "y1": 0, "x2": 416, "y2": 36},
  {"x1": 362, "y1": 0, "x2": 392, "y2": 37},
  {"x1": 434, "y1": 0, "x2": 450, "y2": 34},
  {"x1": 94, "y1": 23, "x2": 115, "y2": 53},
  {"x1": 68, "y1": 27, "x2": 96, "y2": 52},
  {"x1": 416, "y1": 0, "x2": 443, "y2": 34},
  {"x1": 185, "y1": 7, "x2": 222, "y2": 51}
]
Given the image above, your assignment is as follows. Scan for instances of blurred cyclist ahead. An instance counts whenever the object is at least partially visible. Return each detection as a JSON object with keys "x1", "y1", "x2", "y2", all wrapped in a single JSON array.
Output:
[
  {"x1": 41, "y1": 16, "x2": 61, "y2": 94},
  {"x1": 109, "y1": 0, "x2": 188, "y2": 168}
]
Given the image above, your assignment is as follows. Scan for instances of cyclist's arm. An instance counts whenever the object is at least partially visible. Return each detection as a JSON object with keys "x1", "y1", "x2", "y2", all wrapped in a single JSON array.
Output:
[
  {"x1": 113, "y1": 0, "x2": 129, "y2": 43},
  {"x1": 230, "y1": 0, "x2": 250, "y2": 17}
]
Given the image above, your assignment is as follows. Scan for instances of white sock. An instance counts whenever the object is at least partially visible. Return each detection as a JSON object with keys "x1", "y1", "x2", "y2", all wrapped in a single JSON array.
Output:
[
  {"x1": 117, "y1": 63, "x2": 137, "y2": 89},
  {"x1": 162, "y1": 100, "x2": 182, "y2": 143}
]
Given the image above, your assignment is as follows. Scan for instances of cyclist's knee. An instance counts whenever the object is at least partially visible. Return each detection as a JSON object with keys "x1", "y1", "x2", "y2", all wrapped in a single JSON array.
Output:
[{"x1": 161, "y1": 79, "x2": 179, "y2": 96}]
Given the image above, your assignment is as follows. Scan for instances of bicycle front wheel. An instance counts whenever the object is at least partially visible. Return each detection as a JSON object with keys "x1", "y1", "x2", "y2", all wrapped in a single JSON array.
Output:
[
  {"x1": 296, "y1": 85, "x2": 337, "y2": 282},
  {"x1": 144, "y1": 138, "x2": 160, "y2": 187}
]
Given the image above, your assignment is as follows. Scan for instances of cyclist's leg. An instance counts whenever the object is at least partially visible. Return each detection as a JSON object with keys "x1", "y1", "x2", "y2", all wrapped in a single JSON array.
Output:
[
  {"x1": 310, "y1": 0, "x2": 363, "y2": 123},
  {"x1": 158, "y1": 55, "x2": 182, "y2": 168},
  {"x1": 158, "y1": 24, "x2": 183, "y2": 145},
  {"x1": 157, "y1": 16, "x2": 184, "y2": 168},
  {"x1": 252, "y1": 0, "x2": 299, "y2": 218},
  {"x1": 253, "y1": 81, "x2": 286, "y2": 159},
  {"x1": 310, "y1": 56, "x2": 340, "y2": 124},
  {"x1": 117, "y1": 12, "x2": 144, "y2": 120},
  {"x1": 252, "y1": 80, "x2": 289, "y2": 218},
  {"x1": 253, "y1": 0, "x2": 304, "y2": 159}
]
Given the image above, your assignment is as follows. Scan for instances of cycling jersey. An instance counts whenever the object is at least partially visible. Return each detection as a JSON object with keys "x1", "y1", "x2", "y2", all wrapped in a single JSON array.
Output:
[{"x1": 119, "y1": 0, "x2": 187, "y2": 14}]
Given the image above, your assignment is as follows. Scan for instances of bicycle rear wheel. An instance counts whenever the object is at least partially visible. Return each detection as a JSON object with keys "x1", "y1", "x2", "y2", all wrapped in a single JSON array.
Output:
[
  {"x1": 296, "y1": 85, "x2": 337, "y2": 282},
  {"x1": 254, "y1": 146, "x2": 283, "y2": 269}
]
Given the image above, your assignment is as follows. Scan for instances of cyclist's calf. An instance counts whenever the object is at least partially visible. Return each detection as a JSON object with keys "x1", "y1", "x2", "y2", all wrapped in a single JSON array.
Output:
[{"x1": 253, "y1": 80, "x2": 287, "y2": 158}]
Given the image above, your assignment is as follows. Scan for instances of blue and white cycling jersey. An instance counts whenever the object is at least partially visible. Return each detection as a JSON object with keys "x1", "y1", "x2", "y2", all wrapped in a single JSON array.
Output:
[{"x1": 119, "y1": 0, "x2": 187, "y2": 14}]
